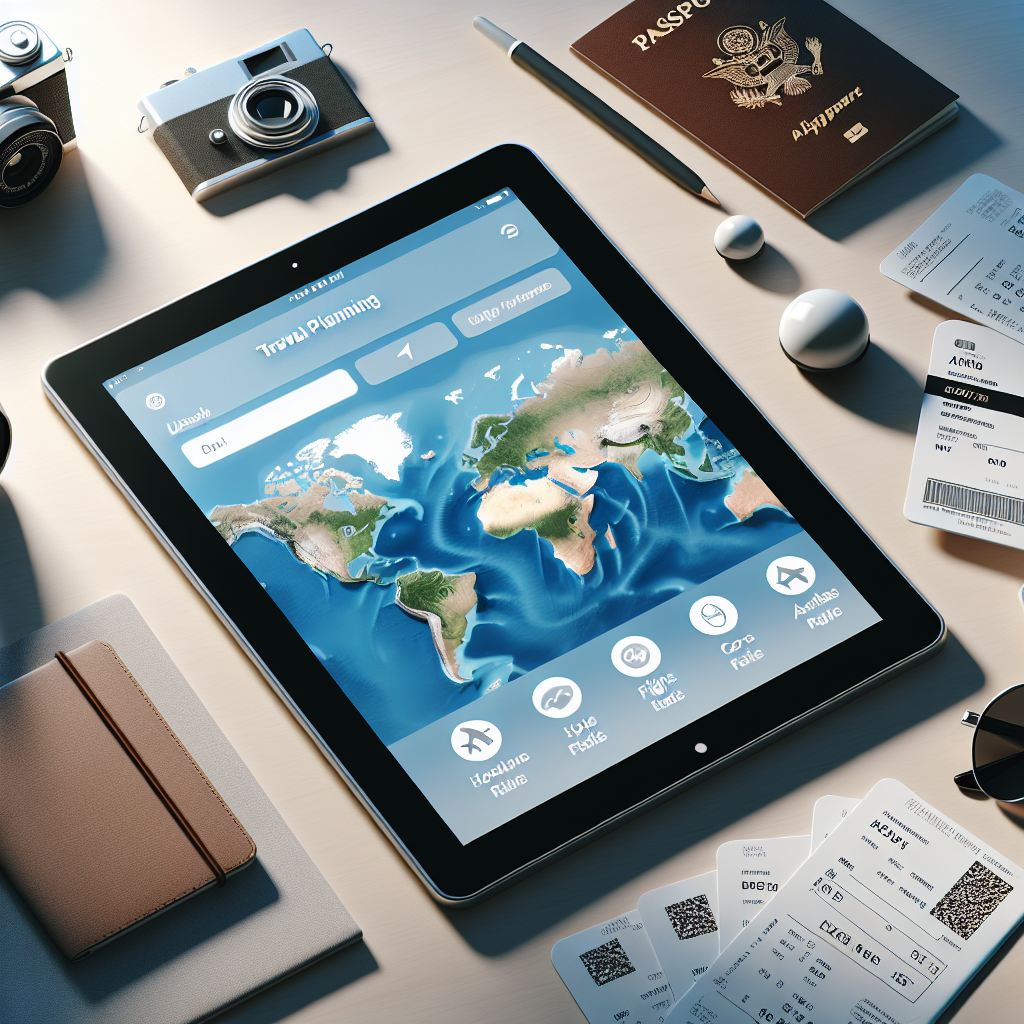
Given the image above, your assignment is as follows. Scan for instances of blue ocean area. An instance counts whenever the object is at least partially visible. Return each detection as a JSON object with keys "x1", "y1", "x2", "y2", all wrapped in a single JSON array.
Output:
[{"x1": 234, "y1": 425, "x2": 800, "y2": 746}]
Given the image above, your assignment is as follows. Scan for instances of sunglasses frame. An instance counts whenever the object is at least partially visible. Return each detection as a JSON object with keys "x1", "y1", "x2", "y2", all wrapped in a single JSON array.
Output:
[{"x1": 954, "y1": 682, "x2": 1024, "y2": 803}]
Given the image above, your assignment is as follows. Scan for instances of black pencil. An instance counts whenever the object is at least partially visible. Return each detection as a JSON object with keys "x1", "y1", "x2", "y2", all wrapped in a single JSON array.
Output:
[{"x1": 473, "y1": 17, "x2": 719, "y2": 206}]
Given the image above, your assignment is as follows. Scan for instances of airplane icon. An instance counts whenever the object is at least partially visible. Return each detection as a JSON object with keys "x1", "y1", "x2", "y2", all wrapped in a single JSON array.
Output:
[
  {"x1": 459, "y1": 726, "x2": 494, "y2": 756},
  {"x1": 398, "y1": 342, "x2": 413, "y2": 360},
  {"x1": 451, "y1": 719, "x2": 503, "y2": 760},
  {"x1": 775, "y1": 564, "x2": 809, "y2": 589},
  {"x1": 765, "y1": 555, "x2": 816, "y2": 595}
]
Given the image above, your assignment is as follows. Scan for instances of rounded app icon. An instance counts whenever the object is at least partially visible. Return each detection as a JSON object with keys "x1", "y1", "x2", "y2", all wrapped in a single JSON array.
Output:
[
  {"x1": 610, "y1": 635, "x2": 662, "y2": 677},
  {"x1": 451, "y1": 720, "x2": 502, "y2": 761},
  {"x1": 688, "y1": 595, "x2": 739, "y2": 636},
  {"x1": 532, "y1": 677, "x2": 582, "y2": 718},
  {"x1": 765, "y1": 556, "x2": 816, "y2": 595},
  {"x1": 145, "y1": 393, "x2": 166, "y2": 410}
]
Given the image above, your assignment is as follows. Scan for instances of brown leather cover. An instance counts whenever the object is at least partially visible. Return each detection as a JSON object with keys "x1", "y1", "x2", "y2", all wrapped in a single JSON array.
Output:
[
  {"x1": 0, "y1": 641, "x2": 256, "y2": 960},
  {"x1": 572, "y1": 0, "x2": 959, "y2": 216}
]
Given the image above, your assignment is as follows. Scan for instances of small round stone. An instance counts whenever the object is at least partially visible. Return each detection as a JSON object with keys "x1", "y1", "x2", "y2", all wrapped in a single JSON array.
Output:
[
  {"x1": 714, "y1": 214, "x2": 765, "y2": 262},
  {"x1": 779, "y1": 289, "x2": 869, "y2": 371}
]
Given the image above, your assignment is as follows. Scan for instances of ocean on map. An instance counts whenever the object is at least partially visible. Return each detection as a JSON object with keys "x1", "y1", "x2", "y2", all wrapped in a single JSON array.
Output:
[{"x1": 233, "y1": 441, "x2": 800, "y2": 746}]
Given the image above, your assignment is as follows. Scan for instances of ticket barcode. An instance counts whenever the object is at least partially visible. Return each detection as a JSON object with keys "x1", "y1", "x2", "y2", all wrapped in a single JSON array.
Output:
[{"x1": 922, "y1": 478, "x2": 1024, "y2": 525}]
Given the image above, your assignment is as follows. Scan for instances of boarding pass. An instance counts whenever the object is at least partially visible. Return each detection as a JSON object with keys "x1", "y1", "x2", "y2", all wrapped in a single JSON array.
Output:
[
  {"x1": 906, "y1": 319, "x2": 1024, "y2": 548},
  {"x1": 668, "y1": 778, "x2": 1024, "y2": 1024},
  {"x1": 880, "y1": 173, "x2": 1024, "y2": 340}
]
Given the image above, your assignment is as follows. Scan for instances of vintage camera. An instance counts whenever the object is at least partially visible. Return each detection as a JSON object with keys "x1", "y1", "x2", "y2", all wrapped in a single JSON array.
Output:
[
  {"x1": 0, "y1": 20, "x2": 76, "y2": 208},
  {"x1": 140, "y1": 29, "x2": 374, "y2": 202}
]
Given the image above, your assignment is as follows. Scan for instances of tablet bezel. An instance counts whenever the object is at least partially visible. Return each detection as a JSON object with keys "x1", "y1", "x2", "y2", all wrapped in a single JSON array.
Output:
[{"x1": 44, "y1": 145, "x2": 944, "y2": 903}]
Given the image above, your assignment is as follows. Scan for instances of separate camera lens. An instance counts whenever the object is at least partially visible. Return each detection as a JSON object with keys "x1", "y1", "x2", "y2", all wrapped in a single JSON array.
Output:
[
  {"x1": 4, "y1": 145, "x2": 43, "y2": 187},
  {"x1": 228, "y1": 76, "x2": 319, "y2": 150},
  {"x1": 0, "y1": 101, "x2": 62, "y2": 207},
  {"x1": 972, "y1": 684, "x2": 1024, "y2": 802}
]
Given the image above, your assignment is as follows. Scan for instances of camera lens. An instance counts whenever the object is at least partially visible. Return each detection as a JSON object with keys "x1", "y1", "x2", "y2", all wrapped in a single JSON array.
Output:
[
  {"x1": 228, "y1": 76, "x2": 319, "y2": 150},
  {"x1": 248, "y1": 89, "x2": 300, "y2": 126},
  {"x1": 0, "y1": 101, "x2": 62, "y2": 207}
]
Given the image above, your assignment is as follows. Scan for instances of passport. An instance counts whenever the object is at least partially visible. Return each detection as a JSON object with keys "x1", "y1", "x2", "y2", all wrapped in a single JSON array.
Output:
[{"x1": 572, "y1": 0, "x2": 959, "y2": 216}]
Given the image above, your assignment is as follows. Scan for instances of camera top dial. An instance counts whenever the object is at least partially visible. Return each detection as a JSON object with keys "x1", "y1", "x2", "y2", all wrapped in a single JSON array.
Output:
[{"x1": 0, "y1": 21, "x2": 42, "y2": 65}]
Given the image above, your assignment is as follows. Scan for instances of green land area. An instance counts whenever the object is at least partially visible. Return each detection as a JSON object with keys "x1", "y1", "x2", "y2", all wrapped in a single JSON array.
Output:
[{"x1": 211, "y1": 479, "x2": 479, "y2": 681}]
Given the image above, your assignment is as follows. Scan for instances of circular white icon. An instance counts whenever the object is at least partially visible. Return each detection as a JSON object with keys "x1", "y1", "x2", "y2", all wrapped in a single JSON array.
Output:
[
  {"x1": 688, "y1": 595, "x2": 739, "y2": 636},
  {"x1": 451, "y1": 720, "x2": 502, "y2": 761},
  {"x1": 500, "y1": 223, "x2": 519, "y2": 239},
  {"x1": 765, "y1": 556, "x2": 816, "y2": 595},
  {"x1": 532, "y1": 677, "x2": 582, "y2": 718},
  {"x1": 145, "y1": 393, "x2": 166, "y2": 410},
  {"x1": 610, "y1": 635, "x2": 662, "y2": 677}
]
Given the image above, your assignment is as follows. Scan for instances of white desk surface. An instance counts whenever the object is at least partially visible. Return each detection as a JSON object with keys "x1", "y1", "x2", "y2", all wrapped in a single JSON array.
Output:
[{"x1": 1, "y1": 1, "x2": 1021, "y2": 1021}]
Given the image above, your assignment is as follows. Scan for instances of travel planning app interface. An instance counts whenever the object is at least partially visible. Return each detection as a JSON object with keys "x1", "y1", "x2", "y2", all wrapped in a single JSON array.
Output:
[{"x1": 107, "y1": 190, "x2": 880, "y2": 844}]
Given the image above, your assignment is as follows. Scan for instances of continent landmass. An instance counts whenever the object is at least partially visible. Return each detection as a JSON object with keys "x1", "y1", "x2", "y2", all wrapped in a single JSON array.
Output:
[
  {"x1": 725, "y1": 469, "x2": 785, "y2": 521},
  {"x1": 211, "y1": 474, "x2": 389, "y2": 583},
  {"x1": 210, "y1": 468, "x2": 479, "y2": 682},
  {"x1": 396, "y1": 570, "x2": 478, "y2": 682},
  {"x1": 466, "y1": 341, "x2": 694, "y2": 575}
]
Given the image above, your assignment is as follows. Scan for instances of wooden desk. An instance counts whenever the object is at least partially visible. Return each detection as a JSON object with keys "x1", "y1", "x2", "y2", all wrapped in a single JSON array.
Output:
[{"x1": 1, "y1": 2, "x2": 1020, "y2": 1020}]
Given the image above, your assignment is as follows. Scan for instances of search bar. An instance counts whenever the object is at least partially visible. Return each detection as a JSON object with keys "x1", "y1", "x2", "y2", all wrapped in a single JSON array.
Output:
[{"x1": 181, "y1": 369, "x2": 358, "y2": 468}]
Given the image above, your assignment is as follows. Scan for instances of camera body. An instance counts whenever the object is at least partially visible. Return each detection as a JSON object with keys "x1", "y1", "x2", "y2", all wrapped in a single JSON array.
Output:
[
  {"x1": 0, "y1": 20, "x2": 76, "y2": 207},
  {"x1": 140, "y1": 29, "x2": 373, "y2": 202}
]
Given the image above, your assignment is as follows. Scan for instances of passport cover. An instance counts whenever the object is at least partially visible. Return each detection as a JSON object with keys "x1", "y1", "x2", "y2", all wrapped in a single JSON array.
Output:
[
  {"x1": 0, "y1": 640, "x2": 257, "y2": 961},
  {"x1": 0, "y1": 596, "x2": 361, "y2": 1024},
  {"x1": 572, "y1": 0, "x2": 959, "y2": 216}
]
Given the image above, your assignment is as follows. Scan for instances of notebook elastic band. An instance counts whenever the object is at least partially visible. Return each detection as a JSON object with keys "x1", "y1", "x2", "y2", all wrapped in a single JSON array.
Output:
[{"x1": 55, "y1": 651, "x2": 227, "y2": 886}]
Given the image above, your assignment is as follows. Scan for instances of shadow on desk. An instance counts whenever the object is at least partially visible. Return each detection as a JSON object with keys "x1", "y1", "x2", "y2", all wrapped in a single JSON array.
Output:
[
  {"x1": 807, "y1": 107, "x2": 1001, "y2": 242},
  {"x1": 801, "y1": 341, "x2": 923, "y2": 434},
  {"x1": 211, "y1": 943, "x2": 379, "y2": 1024},
  {"x1": 0, "y1": 486, "x2": 43, "y2": 648},
  {"x1": 447, "y1": 633, "x2": 983, "y2": 955},
  {"x1": 726, "y1": 244, "x2": 802, "y2": 295},
  {"x1": 201, "y1": 128, "x2": 390, "y2": 217},
  {"x1": 0, "y1": 150, "x2": 107, "y2": 301}
]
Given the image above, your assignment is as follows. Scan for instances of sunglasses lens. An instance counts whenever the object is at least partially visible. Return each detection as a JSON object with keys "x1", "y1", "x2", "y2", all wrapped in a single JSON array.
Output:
[{"x1": 973, "y1": 685, "x2": 1024, "y2": 802}]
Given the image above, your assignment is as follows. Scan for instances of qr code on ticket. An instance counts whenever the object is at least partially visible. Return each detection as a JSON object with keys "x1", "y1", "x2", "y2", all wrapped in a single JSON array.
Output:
[
  {"x1": 930, "y1": 861, "x2": 1014, "y2": 940},
  {"x1": 579, "y1": 938, "x2": 636, "y2": 986},
  {"x1": 665, "y1": 893, "x2": 718, "y2": 941}
]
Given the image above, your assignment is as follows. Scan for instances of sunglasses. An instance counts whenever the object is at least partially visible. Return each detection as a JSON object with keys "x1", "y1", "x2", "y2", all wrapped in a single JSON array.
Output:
[{"x1": 954, "y1": 683, "x2": 1024, "y2": 803}]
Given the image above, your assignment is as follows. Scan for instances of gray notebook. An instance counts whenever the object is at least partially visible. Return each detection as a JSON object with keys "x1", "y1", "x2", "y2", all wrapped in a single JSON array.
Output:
[{"x1": 0, "y1": 595, "x2": 361, "y2": 1024}]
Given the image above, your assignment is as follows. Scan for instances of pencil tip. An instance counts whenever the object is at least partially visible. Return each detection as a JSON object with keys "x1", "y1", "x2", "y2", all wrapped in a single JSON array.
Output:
[{"x1": 700, "y1": 186, "x2": 721, "y2": 206}]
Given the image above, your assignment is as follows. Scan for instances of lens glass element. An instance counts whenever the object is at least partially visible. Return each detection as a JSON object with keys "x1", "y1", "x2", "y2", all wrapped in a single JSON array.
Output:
[
  {"x1": 0, "y1": 126, "x2": 61, "y2": 207},
  {"x1": 228, "y1": 76, "x2": 319, "y2": 150},
  {"x1": 3, "y1": 143, "x2": 43, "y2": 188},
  {"x1": 249, "y1": 90, "x2": 298, "y2": 126},
  {"x1": 973, "y1": 684, "x2": 1024, "y2": 802}
]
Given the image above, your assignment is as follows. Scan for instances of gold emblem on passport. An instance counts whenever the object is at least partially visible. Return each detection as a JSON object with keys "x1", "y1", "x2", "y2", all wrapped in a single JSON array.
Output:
[{"x1": 703, "y1": 17, "x2": 823, "y2": 109}]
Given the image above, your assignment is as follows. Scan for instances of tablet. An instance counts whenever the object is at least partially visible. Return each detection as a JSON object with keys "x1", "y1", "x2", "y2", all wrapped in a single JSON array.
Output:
[{"x1": 44, "y1": 145, "x2": 944, "y2": 903}]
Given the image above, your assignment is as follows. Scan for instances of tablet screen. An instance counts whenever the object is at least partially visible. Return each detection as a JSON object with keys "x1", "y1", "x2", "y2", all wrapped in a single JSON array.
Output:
[{"x1": 105, "y1": 189, "x2": 880, "y2": 844}]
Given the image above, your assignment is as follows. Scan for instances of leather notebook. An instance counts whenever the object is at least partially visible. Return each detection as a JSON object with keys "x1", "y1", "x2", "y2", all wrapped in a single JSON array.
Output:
[
  {"x1": 0, "y1": 640, "x2": 256, "y2": 961},
  {"x1": 571, "y1": 0, "x2": 959, "y2": 217}
]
